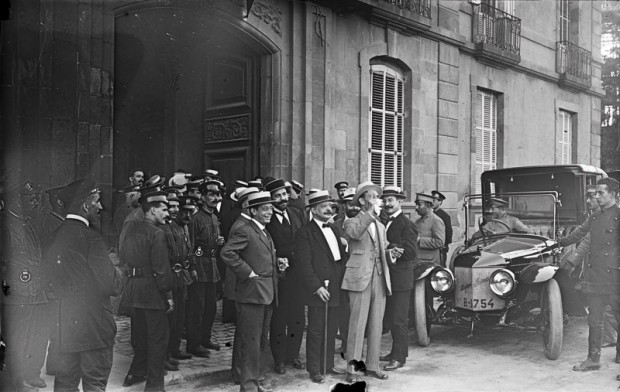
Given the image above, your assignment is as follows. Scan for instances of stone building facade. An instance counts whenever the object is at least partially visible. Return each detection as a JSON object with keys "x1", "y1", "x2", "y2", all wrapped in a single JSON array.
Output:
[{"x1": 1, "y1": 0, "x2": 603, "y2": 239}]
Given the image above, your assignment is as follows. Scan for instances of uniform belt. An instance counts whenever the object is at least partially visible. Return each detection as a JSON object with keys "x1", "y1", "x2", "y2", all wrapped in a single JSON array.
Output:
[
  {"x1": 172, "y1": 261, "x2": 190, "y2": 273},
  {"x1": 129, "y1": 267, "x2": 155, "y2": 278},
  {"x1": 196, "y1": 248, "x2": 217, "y2": 257}
]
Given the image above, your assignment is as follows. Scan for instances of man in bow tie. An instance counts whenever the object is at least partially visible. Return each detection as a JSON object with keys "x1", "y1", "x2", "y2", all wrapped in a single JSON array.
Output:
[{"x1": 294, "y1": 190, "x2": 348, "y2": 383}]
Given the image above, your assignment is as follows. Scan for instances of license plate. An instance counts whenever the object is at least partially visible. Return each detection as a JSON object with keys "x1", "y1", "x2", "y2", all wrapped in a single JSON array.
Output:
[
  {"x1": 455, "y1": 267, "x2": 505, "y2": 311},
  {"x1": 462, "y1": 297, "x2": 497, "y2": 310}
]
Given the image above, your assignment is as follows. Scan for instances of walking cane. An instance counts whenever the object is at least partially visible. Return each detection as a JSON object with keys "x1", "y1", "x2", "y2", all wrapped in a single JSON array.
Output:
[{"x1": 324, "y1": 279, "x2": 330, "y2": 377}]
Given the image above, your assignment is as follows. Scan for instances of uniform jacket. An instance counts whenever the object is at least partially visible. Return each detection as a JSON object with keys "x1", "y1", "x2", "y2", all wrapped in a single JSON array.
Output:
[
  {"x1": 433, "y1": 208, "x2": 452, "y2": 249},
  {"x1": 43, "y1": 217, "x2": 124, "y2": 353},
  {"x1": 341, "y1": 212, "x2": 392, "y2": 295},
  {"x1": 33, "y1": 212, "x2": 64, "y2": 249},
  {"x1": 294, "y1": 220, "x2": 347, "y2": 307},
  {"x1": 383, "y1": 212, "x2": 418, "y2": 291},
  {"x1": 223, "y1": 213, "x2": 251, "y2": 300},
  {"x1": 119, "y1": 220, "x2": 173, "y2": 310},
  {"x1": 189, "y1": 208, "x2": 221, "y2": 283},
  {"x1": 162, "y1": 221, "x2": 195, "y2": 291},
  {"x1": 2, "y1": 210, "x2": 48, "y2": 305},
  {"x1": 414, "y1": 211, "x2": 445, "y2": 265},
  {"x1": 220, "y1": 220, "x2": 278, "y2": 305},
  {"x1": 560, "y1": 204, "x2": 620, "y2": 294},
  {"x1": 265, "y1": 206, "x2": 305, "y2": 280}
]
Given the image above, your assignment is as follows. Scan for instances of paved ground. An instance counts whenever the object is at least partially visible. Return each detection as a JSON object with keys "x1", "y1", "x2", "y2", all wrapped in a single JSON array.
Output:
[{"x1": 38, "y1": 301, "x2": 619, "y2": 392}]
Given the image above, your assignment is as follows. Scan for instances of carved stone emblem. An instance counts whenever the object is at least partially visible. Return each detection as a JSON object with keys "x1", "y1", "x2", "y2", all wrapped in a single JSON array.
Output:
[
  {"x1": 205, "y1": 115, "x2": 250, "y2": 143},
  {"x1": 251, "y1": 2, "x2": 282, "y2": 36}
]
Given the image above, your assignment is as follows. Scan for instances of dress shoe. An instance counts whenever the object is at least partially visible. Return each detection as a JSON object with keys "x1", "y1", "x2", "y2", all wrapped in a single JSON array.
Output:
[
  {"x1": 23, "y1": 377, "x2": 46, "y2": 389},
  {"x1": 379, "y1": 353, "x2": 392, "y2": 362},
  {"x1": 384, "y1": 359, "x2": 404, "y2": 371},
  {"x1": 366, "y1": 370, "x2": 389, "y2": 380},
  {"x1": 188, "y1": 346, "x2": 211, "y2": 358},
  {"x1": 171, "y1": 351, "x2": 192, "y2": 360},
  {"x1": 123, "y1": 374, "x2": 146, "y2": 387},
  {"x1": 274, "y1": 362, "x2": 286, "y2": 374},
  {"x1": 167, "y1": 357, "x2": 180, "y2": 366},
  {"x1": 165, "y1": 361, "x2": 179, "y2": 371},
  {"x1": 202, "y1": 340, "x2": 221, "y2": 351},
  {"x1": 344, "y1": 372, "x2": 355, "y2": 383},
  {"x1": 288, "y1": 359, "x2": 305, "y2": 369},
  {"x1": 326, "y1": 367, "x2": 346, "y2": 375},
  {"x1": 572, "y1": 358, "x2": 600, "y2": 372},
  {"x1": 310, "y1": 373, "x2": 324, "y2": 383}
]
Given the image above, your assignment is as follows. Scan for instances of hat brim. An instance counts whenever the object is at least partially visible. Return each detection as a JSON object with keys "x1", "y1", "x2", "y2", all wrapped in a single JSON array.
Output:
[
  {"x1": 352, "y1": 184, "x2": 383, "y2": 205},
  {"x1": 247, "y1": 200, "x2": 274, "y2": 209},
  {"x1": 381, "y1": 192, "x2": 406, "y2": 199},
  {"x1": 306, "y1": 197, "x2": 336, "y2": 209}
]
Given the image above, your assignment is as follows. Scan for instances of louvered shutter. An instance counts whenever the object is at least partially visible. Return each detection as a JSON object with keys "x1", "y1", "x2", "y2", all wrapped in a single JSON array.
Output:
[
  {"x1": 559, "y1": 110, "x2": 572, "y2": 164},
  {"x1": 474, "y1": 90, "x2": 498, "y2": 194},
  {"x1": 369, "y1": 65, "x2": 404, "y2": 187}
]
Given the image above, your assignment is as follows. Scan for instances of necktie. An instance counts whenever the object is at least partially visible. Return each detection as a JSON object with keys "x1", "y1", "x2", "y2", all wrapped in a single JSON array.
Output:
[
  {"x1": 322, "y1": 223, "x2": 330, "y2": 228},
  {"x1": 277, "y1": 210, "x2": 290, "y2": 226}
]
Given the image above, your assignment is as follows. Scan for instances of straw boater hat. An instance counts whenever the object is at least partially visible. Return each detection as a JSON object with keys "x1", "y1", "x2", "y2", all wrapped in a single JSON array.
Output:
[
  {"x1": 139, "y1": 190, "x2": 168, "y2": 205},
  {"x1": 246, "y1": 191, "x2": 273, "y2": 209},
  {"x1": 341, "y1": 187, "x2": 357, "y2": 201},
  {"x1": 248, "y1": 179, "x2": 263, "y2": 189},
  {"x1": 382, "y1": 186, "x2": 406, "y2": 199},
  {"x1": 291, "y1": 180, "x2": 304, "y2": 194},
  {"x1": 234, "y1": 180, "x2": 249, "y2": 188},
  {"x1": 431, "y1": 190, "x2": 446, "y2": 201},
  {"x1": 352, "y1": 181, "x2": 382, "y2": 205},
  {"x1": 199, "y1": 180, "x2": 222, "y2": 194},
  {"x1": 306, "y1": 190, "x2": 335, "y2": 208},
  {"x1": 166, "y1": 190, "x2": 180, "y2": 204},
  {"x1": 415, "y1": 193, "x2": 435, "y2": 204},
  {"x1": 232, "y1": 187, "x2": 259, "y2": 204},
  {"x1": 265, "y1": 179, "x2": 287, "y2": 194}
]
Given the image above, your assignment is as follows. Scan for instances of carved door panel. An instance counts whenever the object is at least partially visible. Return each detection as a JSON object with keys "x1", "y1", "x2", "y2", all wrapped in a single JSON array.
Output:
[{"x1": 203, "y1": 54, "x2": 259, "y2": 185}]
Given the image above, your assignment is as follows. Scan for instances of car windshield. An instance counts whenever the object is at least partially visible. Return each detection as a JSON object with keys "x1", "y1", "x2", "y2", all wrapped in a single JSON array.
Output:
[{"x1": 470, "y1": 235, "x2": 550, "y2": 254}]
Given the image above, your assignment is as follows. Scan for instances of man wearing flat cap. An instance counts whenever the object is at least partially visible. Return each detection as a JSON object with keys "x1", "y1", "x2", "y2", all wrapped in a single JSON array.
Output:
[
  {"x1": 379, "y1": 186, "x2": 418, "y2": 371},
  {"x1": 341, "y1": 181, "x2": 402, "y2": 382},
  {"x1": 113, "y1": 184, "x2": 141, "y2": 235},
  {"x1": 42, "y1": 180, "x2": 124, "y2": 391},
  {"x1": 431, "y1": 190, "x2": 452, "y2": 267},
  {"x1": 186, "y1": 180, "x2": 224, "y2": 357},
  {"x1": 33, "y1": 185, "x2": 67, "y2": 249},
  {"x1": 294, "y1": 190, "x2": 348, "y2": 383},
  {"x1": 473, "y1": 197, "x2": 532, "y2": 238},
  {"x1": 221, "y1": 191, "x2": 278, "y2": 392},
  {"x1": 413, "y1": 193, "x2": 445, "y2": 265},
  {"x1": 1, "y1": 180, "x2": 50, "y2": 391},
  {"x1": 264, "y1": 178, "x2": 307, "y2": 374},
  {"x1": 119, "y1": 190, "x2": 174, "y2": 390},
  {"x1": 288, "y1": 180, "x2": 306, "y2": 211}
]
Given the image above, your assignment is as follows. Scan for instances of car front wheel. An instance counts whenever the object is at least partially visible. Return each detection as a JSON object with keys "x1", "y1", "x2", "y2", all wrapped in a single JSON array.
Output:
[
  {"x1": 414, "y1": 279, "x2": 431, "y2": 346},
  {"x1": 541, "y1": 278, "x2": 563, "y2": 360}
]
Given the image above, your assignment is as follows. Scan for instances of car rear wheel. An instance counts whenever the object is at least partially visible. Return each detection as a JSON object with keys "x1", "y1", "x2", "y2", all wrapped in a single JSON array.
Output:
[
  {"x1": 541, "y1": 278, "x2": 563, "y2": 360},
  {"x1": 414, "y1": 279, "x2": 431, "y2": 346}
]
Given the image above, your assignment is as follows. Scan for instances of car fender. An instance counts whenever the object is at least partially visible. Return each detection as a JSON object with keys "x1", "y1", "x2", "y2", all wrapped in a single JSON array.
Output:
[
  {"x1": 518, "y1": 263, "x2": 559, "y2": 285},
  {"x1": 414, "y1": 262, "x2": 440, "y2": 281}
]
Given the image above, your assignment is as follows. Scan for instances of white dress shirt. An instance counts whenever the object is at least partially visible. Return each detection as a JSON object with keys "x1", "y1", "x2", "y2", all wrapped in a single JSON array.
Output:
[{"x1": 314, "y1": 219, "x2": 341, "y2": 261}]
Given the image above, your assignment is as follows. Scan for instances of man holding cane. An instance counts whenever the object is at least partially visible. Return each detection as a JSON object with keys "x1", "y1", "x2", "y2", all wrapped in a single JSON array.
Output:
[{"x1": 294, "y1": 190, "x2": 348, "y2": 383}]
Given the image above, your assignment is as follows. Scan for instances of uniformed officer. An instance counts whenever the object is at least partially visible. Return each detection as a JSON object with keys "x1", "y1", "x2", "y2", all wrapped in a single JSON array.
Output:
[
  {"x1": 1, "y1": 180, "x2": 49, "y2": 391},
  {"x1": 413, "y1": 193, "x2": 445, "y2": 265},
  {"x1": 113, "y1": 184, "x2": 141, "y2": 235},
  {"x1": 119, "y1": 190, "x2": 174, "y2": 390},
  {"x1": 42, "y1": 180, "x2": 124, "y2": 391},
  {"x1": 430, "y1": 190, "x2": 452, "y2": 267},
  {"x1": 475, "y1": 197, "x2": 532, "y2": 237},
  {"x1": 558, "y1": 178, "x2": 620, "y2": 372},
  {"x1": 187, "y1": 180, "x2": 223, "y2": 357},
  {"x1": 33, "y1": 185, "x2": 66, "y2": 248}
]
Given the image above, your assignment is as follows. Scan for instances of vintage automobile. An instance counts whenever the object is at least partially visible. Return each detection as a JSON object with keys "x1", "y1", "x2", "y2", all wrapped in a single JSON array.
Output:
[{"x1": 412, "y1": 164, "x2": 607, "y2": 360}]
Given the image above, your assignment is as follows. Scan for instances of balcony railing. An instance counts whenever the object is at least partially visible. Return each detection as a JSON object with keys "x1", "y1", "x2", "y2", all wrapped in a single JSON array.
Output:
[
  {"x1": 556, "y1": 41, "x2": 592, "y2": 90},
  {"x1": 375, "y1": 0, "x2": 432, "y2": 18},
  {"x1": 472, "y1": 2, "x2": 521, "y2": 66}
]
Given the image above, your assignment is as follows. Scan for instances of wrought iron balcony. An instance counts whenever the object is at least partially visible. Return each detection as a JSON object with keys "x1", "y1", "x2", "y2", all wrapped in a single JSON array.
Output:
[
  {"x1": 310, "y1": 0, "x2": 432, "y2": 34},
  {"x1": 556, "y1": 41, "x2": 592, "y2": 91},
  {"x1": 472, "y1": 2, "x2": 521, "y2": 67}
]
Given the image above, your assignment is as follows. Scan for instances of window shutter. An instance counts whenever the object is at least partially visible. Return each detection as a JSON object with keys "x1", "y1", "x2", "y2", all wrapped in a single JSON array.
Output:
[
  {"x1": 559, "y1": 110, "x2": 572, "y2": 164},
  {"x1": 474, "y1": 90, "x2": 498, "y2": 194}
]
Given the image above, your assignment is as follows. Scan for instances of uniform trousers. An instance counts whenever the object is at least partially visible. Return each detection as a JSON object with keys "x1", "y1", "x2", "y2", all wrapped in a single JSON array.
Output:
[
  {"x1": 306, "y1": 306, "x2": 338, "y2": 375},
  {"x1": 384, "y1": 290, "x2": 411, "y2": 363},
  {"x1": 1, "y1": 303, "x2": 50, "y2": 388},
  {"x1": 231, "y1": 301, "x2": 270, "y2": 382},
  {"x1": 338, "y1": 289, "x2": 350, "y2": 350},
  {"x1": 167, "y1": 282, "x2": 187, "y2": 356},
  {"x1": 186, "y1": 281, "x2": 217, "y2": 350},
  {"x1": 585, "y1": 293, "x2": 620, "y2": 362},
  {"x1": 269, "y1": 278, "x2": 305, "y2": 364},
  {"x1": 53, "y1": 346, "x2": 113, "y2": 392},
  {"x1": 128, "y1": 308, "x2": 169, "y2": 391},
  {"x1": 346, "y1": 265, "x2": 386, "y2": 373},
  {"x1": 236, "y1": 302, "x2": 273, "y2": 392}
]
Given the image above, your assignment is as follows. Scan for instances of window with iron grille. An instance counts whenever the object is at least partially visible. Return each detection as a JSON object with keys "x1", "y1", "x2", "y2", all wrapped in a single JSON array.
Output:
[
  {"x1": 558, "y1": 110, "x2": 572, "y2": 164},
  {"x1": 474, "y1": 89, "x2": 498, "y2": 195},
  {"x1": 369, "y1": 65, "x2": 404, "y2": 187}
]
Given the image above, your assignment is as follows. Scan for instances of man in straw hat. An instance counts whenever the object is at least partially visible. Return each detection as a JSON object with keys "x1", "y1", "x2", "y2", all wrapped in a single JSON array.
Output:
[
  {"x1": 221, "y1": 191, "x2": 278, "y2": 392},
  {"x1": 42, "y1": 179, "x2": 124, "y2": 391},
  {"x1": 379, "y1": 186, "x2": 418, "y2": 371},
  {"x1": 294, "y1": 190, "x2": 348, "y2": 383},
  {"x1": 341, "y1": 181, "x2": 403, "y2": 382},
  {"x1": 119, "y1": 190, "x2": 174, "y2": 390}
]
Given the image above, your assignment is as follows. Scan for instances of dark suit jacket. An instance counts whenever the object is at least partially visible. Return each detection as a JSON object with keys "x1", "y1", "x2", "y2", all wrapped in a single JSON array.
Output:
[
  {"x1": 385, "y1": 213, "x2": 418, "y2": 291},
  {"x1": 222, "y1": 213, "x2": 251, "y2": 300},
  {"x1": 265, "y1": 207, "x2": 305, "y2": 279},
  {"x1": 294, "y1": 220, "x2": 348, "y2": 307},
  {"x1": 434, "y1": 208, "x2": 453, "y2": 247},
  {"x1": 220, "y1": 220, "x2": 278, "y2": 305}
]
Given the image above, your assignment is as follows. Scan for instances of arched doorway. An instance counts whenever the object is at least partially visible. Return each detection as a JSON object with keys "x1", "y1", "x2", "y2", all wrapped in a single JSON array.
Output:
[{"x1": 112, "y1": 3, "x2": 276, "y2": 194}]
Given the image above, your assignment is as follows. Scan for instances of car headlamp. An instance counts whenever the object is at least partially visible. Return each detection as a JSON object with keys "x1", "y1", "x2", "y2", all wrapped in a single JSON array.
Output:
[
  {"x1": 430, "y1": 268, "x2": 454, "y2": 293},
  {"x1": 489, "y1": 269, "x2": 516, "y2": 297}
]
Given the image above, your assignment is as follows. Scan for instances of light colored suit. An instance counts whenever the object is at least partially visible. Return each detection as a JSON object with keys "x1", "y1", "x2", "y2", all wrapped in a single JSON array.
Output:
[
  {"x1": 342, "y1": 212, "x2": 392, "y2": 373},
  {"x1": 414, "y1": 211, "x2": 445, "y2": 265}
]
